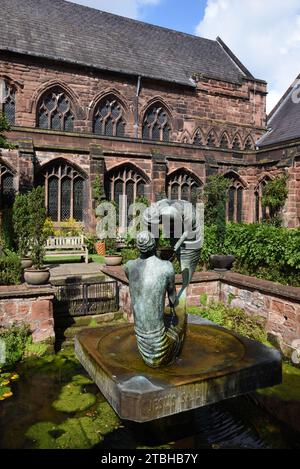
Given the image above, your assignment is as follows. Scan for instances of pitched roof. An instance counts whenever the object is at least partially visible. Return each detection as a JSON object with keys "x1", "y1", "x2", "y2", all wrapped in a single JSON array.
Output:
[
  {"x1": 0, "y1": 0, "x2": 257, "y2": 87},
  {"x1": 257, "y1": 75, "x2": 300, "y2": 148}
]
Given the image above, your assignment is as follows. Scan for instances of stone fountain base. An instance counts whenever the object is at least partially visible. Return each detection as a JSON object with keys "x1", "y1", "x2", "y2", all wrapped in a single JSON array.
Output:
[{"x1": 75, "y1": 317, "x2": 282, "y2": 423}]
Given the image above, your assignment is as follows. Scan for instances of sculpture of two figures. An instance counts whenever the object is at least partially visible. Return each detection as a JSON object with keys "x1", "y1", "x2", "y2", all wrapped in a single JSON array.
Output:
[{"x1": 125, "y1": 199, "x2": 204, "y2": 368}]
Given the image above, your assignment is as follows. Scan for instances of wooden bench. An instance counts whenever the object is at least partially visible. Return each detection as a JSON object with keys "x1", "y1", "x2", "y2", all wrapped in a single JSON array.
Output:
[{"x1": 45, "y1": 236, "x2": 89, "y2": 264}]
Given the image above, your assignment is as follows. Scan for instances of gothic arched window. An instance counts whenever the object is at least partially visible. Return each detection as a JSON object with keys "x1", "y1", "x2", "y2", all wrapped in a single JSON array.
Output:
[
  {"x1": 207, "y1": 130, "x2": 216, "y2": 147},
  {"x1": 193, "y1": 130, "x2": 203, "y2": 146},
  {"x1": 232, "y1": 134, "x2": 242, "y2": 150},
  {"x1": 142, "y1": 104, "x2": 171, "y2": 142},
  {"x1": 93, "y1": 95, "x2": 126, "y2": 137},
  {"x1": 255, "y1": 178, "x2": 269, "y2": 222},
  {"x1": 167, "y1": 170, "x2": 202, "y2": 204},
  {"x1": 0, "y1": 80, "x2": 16, "y2": 125},
  {"x1": 225, "y1": 174, "x2": 244, "y2": 223},
  {"x1": 41, "y1": 161, "x2": 85, "y2": 222},
  {"x1": 107, "y1": 165, "x2": 147, "y2": 228},
  {"x1": 37, "y1": 88, "x2": 74, "y2": 131},
  {"x1": 0, "y1": 162, "x2": 14, "y2": 207},
  {"x1": 245, "y1": 136, "x2": 254, "y2": 150},
  {"x1": 220, "y1": 133, "x2": 229, "y2": 149}
]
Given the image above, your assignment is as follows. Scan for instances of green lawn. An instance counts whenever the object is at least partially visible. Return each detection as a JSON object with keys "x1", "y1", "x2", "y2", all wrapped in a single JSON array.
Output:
[{"x1": 44, "y1": 254, "x2": 105, "y2": 264}]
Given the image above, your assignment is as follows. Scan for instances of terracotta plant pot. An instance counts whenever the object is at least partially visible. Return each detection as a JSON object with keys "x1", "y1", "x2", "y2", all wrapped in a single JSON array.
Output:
[
  {"x1": 210, "y1": 255, "x2": 235, "y2": 272},
  {"x1": 94, "y1": 241, "x2": 106, "y2": 256},
  {"x1": 24, "y1": 268, "x2": 50, "y2": 285},
  {"x1": 104, "y1": 255, "x2": 123, "y2": 267},
  {"x1": 21, "y1": 258, "x2": 33, "y2": 269}
]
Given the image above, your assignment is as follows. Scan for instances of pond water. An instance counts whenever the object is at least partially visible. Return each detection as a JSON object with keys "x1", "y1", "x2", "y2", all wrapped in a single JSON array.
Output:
[{"x1": 0, "y1": 347, "x2": 299, "y2": 450}]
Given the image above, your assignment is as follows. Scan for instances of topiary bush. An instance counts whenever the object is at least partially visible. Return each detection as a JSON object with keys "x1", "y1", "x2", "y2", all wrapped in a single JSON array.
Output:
[{"x1": 0, "y1": 250, "x2": 22, "y2": 285}]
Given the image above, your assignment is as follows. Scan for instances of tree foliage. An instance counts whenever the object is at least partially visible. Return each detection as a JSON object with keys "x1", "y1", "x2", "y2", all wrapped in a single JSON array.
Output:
[{"x1": 262, "y1": 175, "x2": 289, "y2": 225}]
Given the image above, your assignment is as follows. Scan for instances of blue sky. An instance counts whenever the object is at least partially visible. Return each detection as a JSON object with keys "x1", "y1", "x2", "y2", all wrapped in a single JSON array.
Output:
[
  {"x1": 70, "y1": 1, "x2": 300, "y2": 113},
  {"x1": 138, "y1": 0, "x2": 207, "y2": 35}
]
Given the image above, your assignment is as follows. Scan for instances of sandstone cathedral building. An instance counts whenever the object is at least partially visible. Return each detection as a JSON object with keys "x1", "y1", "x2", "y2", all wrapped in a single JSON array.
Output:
[{"x1": 0, "y1": 0, "x2": 299, "y2": 231}]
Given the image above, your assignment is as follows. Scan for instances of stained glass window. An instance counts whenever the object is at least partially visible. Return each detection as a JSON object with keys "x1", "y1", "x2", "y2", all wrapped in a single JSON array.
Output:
[
  {"x1": 37, "y1": 88, "x2": 74, "y2": 131},
  {"x1": 93, "y1": 95, "x2": 126, "y2": 137},
  {"x1": 142, "y1": 105, "x2": 171, "y2": 142},
  {"x1": 167, "y1": 170, "x2": 202, "y2": 203},
  {"x1": 42, "y1": 161, "x2": 85, "y2": 222}
]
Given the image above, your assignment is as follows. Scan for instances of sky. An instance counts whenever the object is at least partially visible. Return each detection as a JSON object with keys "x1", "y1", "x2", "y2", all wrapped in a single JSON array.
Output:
[{"x1": 69, "y1": 0, "x2": 300, "y2": 114}]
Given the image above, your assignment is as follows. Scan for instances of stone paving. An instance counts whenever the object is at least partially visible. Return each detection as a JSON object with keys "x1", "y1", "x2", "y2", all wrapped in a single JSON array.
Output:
[{"x1": 47, "y1": 262, "x2": 105, "y2": 283}]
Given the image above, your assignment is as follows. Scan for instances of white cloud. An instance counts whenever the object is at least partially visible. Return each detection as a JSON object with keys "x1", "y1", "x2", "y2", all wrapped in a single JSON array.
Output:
[
  {"x1": 69, "y1": 0, "x2": 160, "y2": 19},
  {"x1": 196, "y1": 0, "x2": 300, "y2": 113}
]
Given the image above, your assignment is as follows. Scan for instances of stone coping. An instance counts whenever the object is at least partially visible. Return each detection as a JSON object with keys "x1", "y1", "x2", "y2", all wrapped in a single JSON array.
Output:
[
  {"x1": 101, "y1": 267, "x2": 300, "y2": 303},
  {"x1": 0, "y1": 284, "x2": 55, "y2": 299}
]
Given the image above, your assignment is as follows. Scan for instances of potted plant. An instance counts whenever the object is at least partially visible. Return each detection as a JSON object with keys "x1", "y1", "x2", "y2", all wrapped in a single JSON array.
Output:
[
  {"x1": 204, "y1": 175, "x2": 234, "y2": 272},
  {"x1": 23, "y1": 187, "x2": 50, "y2": 285},
  {"x1": 13, "y1": 192, "x2": 32, "y2": 269},
  {"x1": 104, "y1": 237, "x2": 122, "y2": 266}
]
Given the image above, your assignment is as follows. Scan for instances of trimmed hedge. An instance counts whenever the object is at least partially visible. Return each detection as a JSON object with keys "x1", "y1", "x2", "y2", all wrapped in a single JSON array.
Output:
[
  {"x1": 0, "y1": 251, "x2": 22, "y2": 285},
  {"x1": 199, "y1": 223, "x2": 300, "y2": 287}
]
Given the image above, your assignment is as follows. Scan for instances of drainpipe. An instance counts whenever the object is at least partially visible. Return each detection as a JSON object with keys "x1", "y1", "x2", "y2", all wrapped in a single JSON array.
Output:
[{"x1": 134, "y1": 76, "x2": 142, "y2": 139}]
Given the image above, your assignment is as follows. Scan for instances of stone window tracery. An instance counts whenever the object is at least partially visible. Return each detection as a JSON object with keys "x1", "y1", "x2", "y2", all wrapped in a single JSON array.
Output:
[
  {"x1": 37, "y1": 88, "x2": 74, "y2": 131},
  {"x1": 142, "y1": 104, "x2": 171, "y2": 142},
  {"x1": 93, "y1": 95, "x2": 126, "y2": 137},
  {"x1": 41, "y1": 161, "x2": 85, "y2": 222},
  {"x1": 0, "y1": 80, "x2": 16, "y2": 125},
  {"x1": 167, "y1": 170, "x2": 202, "y2": 204},
  {"x1": 0, "y1": 162, "x2": 14, "y2": 207}
]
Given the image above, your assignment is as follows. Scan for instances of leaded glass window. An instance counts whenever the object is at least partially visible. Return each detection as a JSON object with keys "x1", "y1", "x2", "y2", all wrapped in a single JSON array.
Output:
[
  {"x1": 37, "y1": 88, "x2": 74, "y2": 131},
  {"x1": 225, "y1": 175, "x2": 244, "y2": 223},
  {"x1": 142, "y1": 105, "x2": 171, "y2": 142},
  {"x1": 254, "y1": 178, "x2": 269, "y2": 222},
  {"x1": 93, "y1": 95, "x2": 126, "y2": 137},
  {"x1": 0, "y1": 162, "x2": 14, "y2": 207},
  {"x1": 108, "y1": 165, "x2": 147, "y2": 228},
  {"x1": 167, "y1": 170, "x2": 202, "y2": 204},
  {"x1": 42, "y1": 161, "x2": 85, "y2": 222},
  {"x1": 1, "y1": 81, "x2": 16, "y2": 125}
]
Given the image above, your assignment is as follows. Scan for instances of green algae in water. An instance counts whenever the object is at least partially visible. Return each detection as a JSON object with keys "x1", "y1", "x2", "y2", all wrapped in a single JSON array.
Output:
[
  {"x1": 258, "y1": 363, "x2": 300, "y2": 402},
  {"x1": 52, "y1": 374, "x2": 96, "y2": 413},
  {"x1": 26, "y1": 402, "x2": 120, "y2": 449}
]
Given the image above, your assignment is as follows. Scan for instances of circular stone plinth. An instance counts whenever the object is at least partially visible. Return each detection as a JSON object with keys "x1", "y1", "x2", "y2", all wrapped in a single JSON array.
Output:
[{"x1": 97, "y1": 324, "x2": 246, "y2": 384}]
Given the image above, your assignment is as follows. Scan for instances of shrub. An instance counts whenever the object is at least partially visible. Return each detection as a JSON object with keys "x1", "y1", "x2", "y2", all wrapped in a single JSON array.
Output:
[
  {"x1": 13, "y1": 192, "x2": 31, "y2": 257},
  {"x1": 198, "y1": 223, "x2": 300, "y2": 286},
  {"x1": 28, "y1": 187, "x2": 47, "y2": 269},
  {"x1": 189, "y1": 300, "x2": 268, "y2": 344},
  {"x1": 0, "y1": 323, "x2": 30, "y2": 369},
  {"x1": 262, "y1": 175, "x2": 288, "y2": 225},
  {"x1": 84, "y1": 233, "x2": 97, "y2": 254},
  {"x1": 0, "y1": 207, "x2": 15, "y2": 250},
  {"x1": 0, "y1": 251, "x2": 22, "y2": 285},
  {"x1": 54, "y1": 218, "x2": 83, "y2": 237},
  {"x1": 204, "y1": 175, "x2": 231, "y2": 253},
  {"x1": 121, "y1": 248, "x2": 139, "y2": 264}
]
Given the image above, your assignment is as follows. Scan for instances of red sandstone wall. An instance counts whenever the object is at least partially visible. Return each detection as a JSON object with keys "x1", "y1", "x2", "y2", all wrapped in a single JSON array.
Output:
[{"x1": 0, "y1": 286, "x2": 55, "y2": 343}]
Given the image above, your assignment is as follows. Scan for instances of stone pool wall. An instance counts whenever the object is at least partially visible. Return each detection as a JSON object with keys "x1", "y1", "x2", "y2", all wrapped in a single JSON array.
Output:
[
  {"x1": 102, "y1": 267, "x2": 300, "y2": 356},
  {"x1": 0, "y1": 285, "x2": 55, "y2": 343}
]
